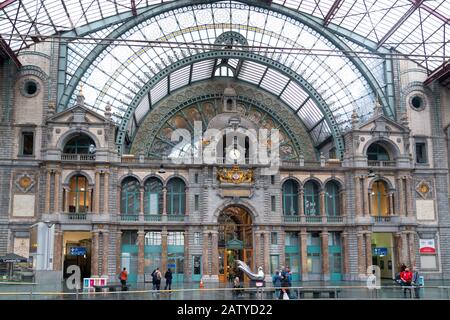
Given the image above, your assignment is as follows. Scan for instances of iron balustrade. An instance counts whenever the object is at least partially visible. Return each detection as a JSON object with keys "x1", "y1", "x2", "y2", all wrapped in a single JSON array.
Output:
[{"x1": 61, "y1": 154, "x2": 96, "y2": 161}]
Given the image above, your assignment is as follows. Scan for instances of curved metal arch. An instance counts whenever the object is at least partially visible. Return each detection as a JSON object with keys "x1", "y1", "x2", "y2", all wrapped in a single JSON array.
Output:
[
  {"x1": 130, "y1": 89, "x2": 316, "y2": 161},
  {"x1": 281, "y1": 177, "x2": 303, "y2": 189},
  {"x1": 214, "y1": 31, "x2": 249, "y2": 46},
  {"x1": 119, "y1": 50, "x2": 343, "y2": 156},
  {"x1": 118, "y1": 174, "x2": 142, "y2": 186},
  {"x1": 57, "y1": 0, "x2": 392, "y2": 123}
]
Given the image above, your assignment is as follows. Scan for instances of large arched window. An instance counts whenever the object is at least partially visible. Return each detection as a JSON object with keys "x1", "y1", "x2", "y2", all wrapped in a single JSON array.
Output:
[
  {"x1": 121, "y1": 177, "x2": 140, "y2": 215},
  {"x1": 282, "y1": 180, "x2": 299, "y2": 216},
  {"x1": 63, "y1": 134, "x2": 95, "y2": 154},
  {"x1": 166, "y1": 178, "x2": 186, "y2": 215},
  {"x1": 304, "y1": 181, "x2": 320, "y2": 216},
  {"x1": 325, "y1": 181, "x2": 341, "y2": 216},
  {"x1": 367, "y1": 143, "x2": 390, "y2": 161},
  {"x1": 144, "y1": 177, "x2": 163, "y2": 215},
  {"x1": 371, "y1": 180, "x2": 390, "y2": 216},
  {"x1": 68, "y1": 175, "x2": 90, "y2": 213}
]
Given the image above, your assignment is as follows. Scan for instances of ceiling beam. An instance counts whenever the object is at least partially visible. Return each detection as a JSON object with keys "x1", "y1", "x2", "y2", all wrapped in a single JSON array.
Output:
[
  {"x1": 409, "y1": 0, "x2": 449, "y2": 24},
  {"x1": 0, "y1": 0, "x2": 16, "y2": 10},
  {"x1": 424, "y1": 59, "x2": 450, "y2": 86},
  {"x1": 377, "y1": 0, "x2": 424, "y2": 49},
  {"x1": 0, "y1": 35, "x2": 21, "y2": 67},
  {"x1": 323, "y1": 0, "x2": 344, "y2": 26},
  {"x1": 131, "y1": 0, "x2": 137, "y2": 16}
]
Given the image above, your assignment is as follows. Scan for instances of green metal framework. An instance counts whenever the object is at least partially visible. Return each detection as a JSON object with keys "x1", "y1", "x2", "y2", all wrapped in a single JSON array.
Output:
[{"x1": 282, "y1": 180, "x2": 299, "y2": 216}]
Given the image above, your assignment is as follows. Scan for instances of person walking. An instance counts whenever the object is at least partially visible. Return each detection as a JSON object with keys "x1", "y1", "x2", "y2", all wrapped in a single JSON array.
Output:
[
  {"x1": 119, "y1": 268, "x2": 128, "y2": 291},
  {"x1": 152, "y1": 268, "x2": 162, "y2": 291},
  {"x1": 279, "y1": 274, "x2": 290, "y2": 300},
  {"x1": 272, "y1": 270, "x2": 282, "y2": 299},
  {"x1": 164, "y1": 268, "x2": 173, "y2": 291},
  {"x1": 412, "y1": 267, "x2": 421, "y2": 299},
  {"x1": 400, "y1": 266, "x2": 413, "y2": 298}
]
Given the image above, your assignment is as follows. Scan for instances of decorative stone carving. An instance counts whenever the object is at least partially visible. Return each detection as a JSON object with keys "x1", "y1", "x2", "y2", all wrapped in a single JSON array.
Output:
[
  {"x1": 15, "y1": 173, "x2": 35, "y2": 193},
  {"x1": 416, "y1": 180, "x2": 433, "y2": 200}
]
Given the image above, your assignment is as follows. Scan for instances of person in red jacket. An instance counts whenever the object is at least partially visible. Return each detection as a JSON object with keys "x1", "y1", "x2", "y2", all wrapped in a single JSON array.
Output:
[{"x1": 400, "y1": 267, "x2": 413, "y2": 297}]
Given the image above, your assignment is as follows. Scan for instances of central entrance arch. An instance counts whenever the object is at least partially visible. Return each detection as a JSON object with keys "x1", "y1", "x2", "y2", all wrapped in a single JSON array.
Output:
[{"x1": 217, "y1": 206, "x2": 253, "y2": 283}]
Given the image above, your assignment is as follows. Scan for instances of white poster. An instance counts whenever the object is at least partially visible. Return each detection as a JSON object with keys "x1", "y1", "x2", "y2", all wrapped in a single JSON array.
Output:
[
  {"x1": 13, "y1": 238, "x2": 30, "y2": 258},
  {"x1": 149, "y1": 193, "x2": 158, "y2": 214},
  {"x1": 420, "y1": 239, "x2": 436, "y2": 254}
]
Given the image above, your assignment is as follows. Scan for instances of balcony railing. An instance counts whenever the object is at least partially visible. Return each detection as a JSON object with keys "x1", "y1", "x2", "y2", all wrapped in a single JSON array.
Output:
[
  {"x1": 373, "y1": 216, "x2": 393, "y2": 223},
  {"x1": 67, "y1": 213, "x2": 87, "y2": 220},
  {"x1": 120, "y1": 214, "x2": 139, "y2": 221},
  {"x1": 367, "y1": 160, "x2": 396, "y2": 167},
  {"x1": 305, "y1": 216, "x2": 322, "y2": 223},
  {"x1": 61, "y1": 154, "x2": 96, "y2": 161},
  {"x1": 326, "y1": 216, "x2": 344, "y2": 223},
  {"x1": 167, "y1": 215, "x2": 185, "y2": 222},
  {"x1": 283, "y1": 216, "x2": 301, "y2": 223},
  {"x1": 144, "y1": 215, "x2": 162, "y2": 222}
]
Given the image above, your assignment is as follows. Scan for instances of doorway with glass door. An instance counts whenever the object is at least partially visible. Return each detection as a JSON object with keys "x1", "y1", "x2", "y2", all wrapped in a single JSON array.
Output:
[{"x1": 218, "y1": 206, "x2": 253, "y2": 283}]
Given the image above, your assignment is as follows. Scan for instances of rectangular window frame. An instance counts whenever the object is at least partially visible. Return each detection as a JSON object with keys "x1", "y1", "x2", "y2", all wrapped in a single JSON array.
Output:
[
  {"x1": 19, "y1": 129, "x2": 35, "y2": 157},
  {"x1": 415, "y1": 140, "x2": 428, "y2": 164},
  {"x1": 271, "y1": 195, "x2": 276, "y2": 212}
]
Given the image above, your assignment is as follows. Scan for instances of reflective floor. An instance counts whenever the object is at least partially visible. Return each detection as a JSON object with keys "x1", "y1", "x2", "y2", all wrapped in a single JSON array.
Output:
[{"x1": 1, "y1": 280, "x2": 450, "y2": 300}]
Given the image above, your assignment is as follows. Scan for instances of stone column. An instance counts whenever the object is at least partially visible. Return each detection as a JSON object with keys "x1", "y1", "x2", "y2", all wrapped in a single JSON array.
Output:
[
  {"x1": 394, "y1": 233, "x2": 403, "y2": 270},
  {"x1": 184, "y1": 229, "x2": 190, "y2": 279},
  {"x1": 53, "y1": 170, "x2": 60, "y2": 213},
  {"x1": 45, "y1": 170, "x2": 51, "y2": 213},
  {"x1": 300, "y1": 229, "x2": 308, "y2": 281},
  {"x1": 116, "y1": 231, "x2": 122, "y2": 274},
  {"x1": 354, "y1": 176, "x2": 361, "y2": 217},
  {"x1": 254, "y1": 230, "x2": 261, "y2": 269},
  {"x1": 405, "y1": 176, "x2": 413, "y2": 217},
  {"x1": 298, "y1": 188, "x2": 304, "y2": 216},
  {"x1": 340, "y1": 190, "x2": 346, "y2": 217},
  {"x1": 320, "y1": 191, "x2": 326, "y2": 216},
  {"x1": 161, "y1": 228, "x2": 168, "y2": 273},
  {"x1": 263, "y1": 231, "x2": 270, "y2": 275},
  {"x1": 342, "y1": 231, "x2": 349, "y2": 277},
  {"x1": 117, "y1": 186, "x2": 121, "y2": 214},
  {"x1": 139, "y1": 187, "x2": 144, "y2": 217},
  {"x1": 53, "y1": 228, "x2": 63, "y2": 271},
  {"x1": 103, "y1": 172, "x2": 109, "y2": 214},
  {"x1": 91, "y1": 231, "x2": 99, "y2": 276},
  {"x1": 211, "y1": 230, "x2": 219, "y2": 277},
  {"x1": 94, "y1": 171, "x2": 100, "y2": 213},
  {"x1": 63, "y1": 187, "x2": 69, "y2": 212},
  {"x1": 279, "y1": 231, "x2": 286, "y2": 268},
  {"x1": 162, "y1": 187, "x2": 167, "y2": 215},
  {"x1": 357, "y1": 232, "x2": 365, "y2": 276},
  {"x1": 321, "y1": 230, "x2": 330, "y2": 280},
  {"x1": 389, "y1": 193, "x2": 394, "y2": 215},
  {"x1": 408, "y1": 232, "x2": 416, "y2": 268},
  {"x1": 397, "y1": 177, "x2": 405, "y2": 217},
  {"x1": 365, "y1": 232, "x2": 372, "y2": 273},
  {"x1": 401, "y1": 232, "x2": 409, "y2": 266},
  {"x1": 184, "y1": 187, "x2": 189, "y2": 216},
  {"x1": 102, "y1": 231, "x2": 109, "y2": 276},
  {"x1": 363, "y1": 177, "x2": 370, "y2": 217},
  {"x1": 137, "y1": 230, "x2": 145, "y2": 280},
  {"x1": 202, "y1": 231, "x2": 210, "y2": 277}
]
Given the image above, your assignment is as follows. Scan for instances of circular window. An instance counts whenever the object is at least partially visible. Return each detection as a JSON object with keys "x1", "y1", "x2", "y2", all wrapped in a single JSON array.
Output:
[
  {"x1": 408, "y1": 92, "x2": 427, "y2": 111},
  {"x1": 20, "y1": 78, "x2": 40, "y2": 97}
]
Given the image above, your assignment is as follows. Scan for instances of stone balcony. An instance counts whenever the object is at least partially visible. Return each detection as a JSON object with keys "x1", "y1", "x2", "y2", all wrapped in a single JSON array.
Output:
[{"x1": 283, "y1": 215, "x2": 346, "y2": 224}]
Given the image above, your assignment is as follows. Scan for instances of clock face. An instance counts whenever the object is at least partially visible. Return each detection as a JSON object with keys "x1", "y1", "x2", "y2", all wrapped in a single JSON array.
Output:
[{"x1": 229, "y1": 149, "x2": 241, "y2": 160}]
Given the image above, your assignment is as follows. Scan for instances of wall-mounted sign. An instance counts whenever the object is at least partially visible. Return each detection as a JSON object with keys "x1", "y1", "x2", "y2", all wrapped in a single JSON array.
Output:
[
  {"x1": 69, "y1": 247, "x2": 87, "y2": 256},
  {"x1": 420, "y1": 239, "x2": 436, "y2": 253},
  {"x1": 373, "y1": 247, "x2": 388, "y2": 257}
]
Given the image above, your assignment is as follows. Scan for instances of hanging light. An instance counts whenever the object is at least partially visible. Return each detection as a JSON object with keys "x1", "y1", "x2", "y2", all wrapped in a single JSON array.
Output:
[{"x1": 158, "y1": 164, "x2": 166, "y2": 174}]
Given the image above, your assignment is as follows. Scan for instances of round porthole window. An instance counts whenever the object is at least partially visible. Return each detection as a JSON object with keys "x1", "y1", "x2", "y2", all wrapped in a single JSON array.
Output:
[
  {"x1": 408, "y1": 92, "x2": 427, "y2": 111},
  {"x1": 20, "y1": 78, "x2": 40, "y2": 98}
]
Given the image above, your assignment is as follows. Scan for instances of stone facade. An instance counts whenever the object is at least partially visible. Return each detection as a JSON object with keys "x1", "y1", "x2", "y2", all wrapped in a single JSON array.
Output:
[{"x1": 1, "y1": 43, "x2": 450, "y2": 285}]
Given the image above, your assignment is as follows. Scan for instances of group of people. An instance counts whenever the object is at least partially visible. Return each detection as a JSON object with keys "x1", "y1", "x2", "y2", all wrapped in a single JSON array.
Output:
[
  {"x1": 397, "y1": 264, "x2": 421, "y2": 298},
  {"x1": 272, "y1": 266, "x2": 293, "y2": 299},
  {"x1": 118, "y1": 267, "x2": 174, "y2": 292}
]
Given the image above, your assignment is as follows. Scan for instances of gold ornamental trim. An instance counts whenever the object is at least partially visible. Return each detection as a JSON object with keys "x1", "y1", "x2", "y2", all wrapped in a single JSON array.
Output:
[{"x1": 217, "y1": 165, "x2": 253, "y2": 184}]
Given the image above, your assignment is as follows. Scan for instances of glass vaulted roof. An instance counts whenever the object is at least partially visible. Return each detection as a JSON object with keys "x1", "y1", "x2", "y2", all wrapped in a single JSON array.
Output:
[{"x1": 1, "y1": 0, "x2": 448, "y2": 147}]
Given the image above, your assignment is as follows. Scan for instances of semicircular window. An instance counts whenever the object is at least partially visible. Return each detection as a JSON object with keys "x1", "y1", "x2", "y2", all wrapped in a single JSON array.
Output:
[
  {"x1": 63, "y1": 134, "x2": 95, "y2": 154},
  {"x1": 367, "y1": 143, "x2": 389, "y2": 161}
]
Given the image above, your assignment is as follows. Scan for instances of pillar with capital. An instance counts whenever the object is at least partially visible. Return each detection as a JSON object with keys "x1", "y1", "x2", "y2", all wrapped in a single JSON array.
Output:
[
  {"x1": 103, "y1": 171, "x2": 109, "y2": 214},
  {"x1": 45, "y1": 170, "x2": 52, "y2": 213},
  {"x1": 137, "y1": 230, "x2": 145, "y2": 281},
  {"x1": 298, "y1": 188, "x2": 304, "y2": 216},
  {"x1": 211, "y1": 230, "x2": 219, "y2": 281},
  {"x1": 184, "y1": 229, "x2": 190, "y2": 279},
  {"x1": 321, "y1": 230, "x2": 330, "y2": 280},
  {"x1": 320, "y1": 190, "x2": 326, "y2": 216},
  {"x1": 102, "y1": 231, "x2": 109, "y2": 276},
  {"x1": 91, "y1": 231, "x2": 99, "y2": 276},
  {"x1": 161, "y1": 227, "x2": 168, "y2": 273},
  {"x1": 405, "y1": 176, "x2": 413, "y2": 217},
  {"x1": 139, "y1": 187, "x2": 144, "y2": 217},
  {"x1": 357, "y1": 232, "x2": 365, "y2": 276},
  {"x1": 363, "y1": 176, "x2": 370, "y2": 217},
  {"x1": 162, "y1": 187, "x2": 167, "y2": 215},
  {"x1": 365, "y1": 232, "x2": 372, "y2": 273},
  {"x1": 354, "y1": 176, "x2": 361, "y2": 216},
  {"x1": 254, "y1": 230, "x2": 262, "y2": 269},
  {"x1": 263, "y1": 231, "x2": 270, "y2": 275},
  {"x1": 53, "y1": 227, "x2": 63, "y2": 271},
  {"x1": 300, "y1": 229, "x2": 308, "y2": 281},
  {"x1": 94, "y1": 171, "x2": 100, "y2": 213},
  {"x1": 53, "y1": 170, "x2": 61, "y2": 213},
  {"x1": 116, "y1": 231, "x2": 122, "y2": 274},
  {"x1": 202, "y1": 231, "x2": 210, "y2": 279},
  {"x1": 397, "y1": 177, "x2": 405, "y2": 217}
]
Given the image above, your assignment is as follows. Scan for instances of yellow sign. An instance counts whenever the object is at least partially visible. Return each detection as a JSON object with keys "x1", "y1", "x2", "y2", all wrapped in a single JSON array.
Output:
[{"x1": 217, "y1": 165, "x2": 253, "y2": 184}]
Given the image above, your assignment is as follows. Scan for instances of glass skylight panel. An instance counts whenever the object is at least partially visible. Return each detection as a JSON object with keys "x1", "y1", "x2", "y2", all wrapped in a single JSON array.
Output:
[
  {"x1": 150, "y1": 76, "x2": 168, "y2": 105},
  {"x1": 298, "y1": 101, "x2": 324, "y2": 129},
  {"x1": 135, "y1": 95, "x2": 150, "y2": 123},
  {"x1": 260, "y1": 68, "x2": 290, "y2": 96},
  {"x1": 280, "y1": 82, "x2": 308, "y2": 110},
  {"x1": 170, "y1": 65, "x2": 191, "y2": 92},
  {"x1": 238, "y1": 61, "x2": 267, "y2": 84},
  {"x1": 191, "y1": 60, "x2": 214, "y2": 82}
]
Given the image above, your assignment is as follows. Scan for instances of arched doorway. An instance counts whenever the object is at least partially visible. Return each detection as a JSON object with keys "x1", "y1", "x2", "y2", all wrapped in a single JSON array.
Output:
[{"x1": 217, "y1": 206, "x2": 253, "y2": 283}]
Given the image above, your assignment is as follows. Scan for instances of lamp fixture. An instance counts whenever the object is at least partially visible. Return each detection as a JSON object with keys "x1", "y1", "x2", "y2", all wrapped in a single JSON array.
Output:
[{"x1": 158, "y1": 164, "x2": 166, "y2": 174}]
